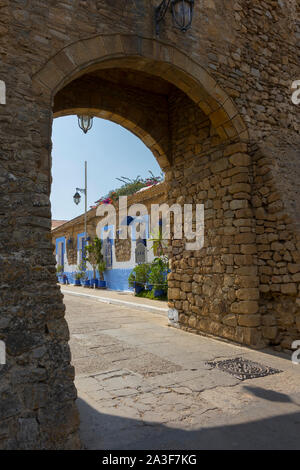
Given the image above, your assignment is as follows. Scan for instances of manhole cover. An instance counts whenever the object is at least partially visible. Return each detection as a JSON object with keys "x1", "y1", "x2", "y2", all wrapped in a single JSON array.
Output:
[{"x1": 206, "y1": 357, "x2": 282, "y2": 381}]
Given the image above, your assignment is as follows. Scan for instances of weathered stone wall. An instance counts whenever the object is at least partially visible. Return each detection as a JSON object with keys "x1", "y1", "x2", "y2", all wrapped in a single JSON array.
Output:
[
  {"x1": 250, "y1": 133, "x2": 300, "y2": 350},
  {"x1": 0, "y1": 0, "x2": 299, "y2": 450},
  {"x1": 166, "y1": 90, "x2": 261, "y2": 347}
]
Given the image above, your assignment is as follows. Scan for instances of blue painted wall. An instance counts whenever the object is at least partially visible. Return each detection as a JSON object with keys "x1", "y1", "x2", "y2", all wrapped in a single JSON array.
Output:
[
  {"x1": 59, "y1": 267, "x2": 133, "y2": 291},
  {"x1": 103, "y1": 268, "x2": 133, "y2": 291}
]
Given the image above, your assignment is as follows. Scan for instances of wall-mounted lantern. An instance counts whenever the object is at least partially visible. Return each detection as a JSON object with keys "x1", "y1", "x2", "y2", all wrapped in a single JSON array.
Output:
[
  {"x1": 155, "y1": 0, "x2": 194, "y2": 35},
  {"x1": 73, "y1": 191, "x2": 81, "y2": 205}
]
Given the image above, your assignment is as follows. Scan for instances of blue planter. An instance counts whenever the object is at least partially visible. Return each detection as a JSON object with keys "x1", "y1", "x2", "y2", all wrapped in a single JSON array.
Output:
[
  {"x1": 147, "y1": 284, "x2": 153, "y2": 291},
  {"x1": 98, "y1": 280, "x2": 106, "y2": 288},
  {"x1": 135, "y1": 284, "x2": 144, "y2": 294},
  {"x1": 91, "y1": 278, "x2": 99, "y2": 288},
  {"x1": 74, "y1": 279, "x2": 81, "y2": 286},
  {"x1": 84, "y1": 279, "x2": 90, "y2": 287},
  {"x1": 154, "y1": 288, "x2": 165, "y2": 298}
]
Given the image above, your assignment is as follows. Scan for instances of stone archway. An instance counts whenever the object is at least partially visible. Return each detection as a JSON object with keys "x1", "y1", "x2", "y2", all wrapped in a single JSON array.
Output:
[{"x1": 42, "y1": 34, "x2": 264, "y2": 350}]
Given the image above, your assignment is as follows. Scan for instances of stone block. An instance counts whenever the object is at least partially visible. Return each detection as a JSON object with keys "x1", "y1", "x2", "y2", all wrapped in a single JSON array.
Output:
[
  {"x1": 231, "y1": 301, "x2": 259, "y2": 314},
  {"x1": 238, "y1": 314, "x2": 261, "y2": 327},
  {"x1": 234, "y1": 233, "x2": 256, "y2": 244},
  {"x1": 236, "y1": 288, "x2": 260, "y2": 300},
  {"x1": 222, "y1": 314, "x2": 237, "y2": 327},
  {"x1": 168, "y1": 288, "x2": 181, "y2": 300},
  {"x1": 281, "y1": 283, "x2": 297, "y2": 295},
  {"x1": 262, "y1": 326, "x2": 278, "y2": 340},
  {"x1": 288, "y1": 264, "x2": 300, "y2": 274},
  {"x1": 230, "y1": 199, "x2": 248, "y2": 210},
  {"x1": 241, "y1": 244, "x2": 257, "y2": 254},
  {"x1": 211, "y1": 158, "x2": 229, "y2": 173},
  {"x1": 229, "y1": 153, "x2": 251, "y2": 167},
  {"x1": 229, "y1": 183, "x2": 251, "y2": 194},
  {"x1": 224, "y1": 142, "x2": 248, "y2": 157}
]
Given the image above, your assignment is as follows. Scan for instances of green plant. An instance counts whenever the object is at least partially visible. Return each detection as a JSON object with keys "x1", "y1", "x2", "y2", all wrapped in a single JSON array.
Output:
[
  {"x1": 148, "y1": 263, "x2": 167, "y2": 290},
  {"x1": 135, "y1": 290, "x2": 167, "y2": 302},
  {"x1": 56, "y1": 264, "x2": 64, "y2": 274},
  {"x1": 97, "y1": 260, "x2": 106, "y2": 281},
  {"x1": 74, "y1": 271, "x2": 84, "y2": 280},
  {"x1": 152, "y1": 256, "x2": 169, "y2": 272},
  {"x1": 149, "y1": 227, "x2": 168, "y2": 258},
  {"x1": 85, "y1": 237, "x2": 104, "y2": 279},
  {"x1": 74, "y1": 261, "x2": 86, "y2": 280},
  {"x1": 128, "y1": 263, "x2": 151, "y2": 288}
]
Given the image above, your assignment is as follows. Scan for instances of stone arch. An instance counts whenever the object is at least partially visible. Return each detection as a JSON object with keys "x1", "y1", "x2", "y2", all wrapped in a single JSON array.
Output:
[
  {"x1": 41, "y1": 32, "x2": 260, "y2": 352},
  {"x1": 33, "y1": 33, "x2": 249, "y2": 143}
]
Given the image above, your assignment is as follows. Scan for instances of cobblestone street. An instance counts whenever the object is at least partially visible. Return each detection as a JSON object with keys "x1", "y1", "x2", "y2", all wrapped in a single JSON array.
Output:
[{"x1": 64, "y1": 292, "x2": 300, "y2": 450}]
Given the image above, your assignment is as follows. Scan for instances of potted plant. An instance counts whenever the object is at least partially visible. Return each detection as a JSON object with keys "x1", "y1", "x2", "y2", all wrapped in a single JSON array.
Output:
[
  {"x1": 74, "y1": 262, "x2": 85, "y2": 286},
  {"x1": 146, "y1": 282, "x2": 153, "y2": 292},
  {"x1": 85, "y1": 237, "x2": 104, "y2": 288},
  {"x1": 97, "y1": 260, "x2": 106, "y2": 288},
  {"x1": 83, "y1": 275, "x2": 91, "y2": 288},
  {"x1": 74, "y1": 271, "x2": 83, "y2": 286},
  {"x1": 149, "y1": 261, "x2": 168, "y2": 298},
  {"x1": 128, "y1": 263, "x2": 151, "y2": 294}
]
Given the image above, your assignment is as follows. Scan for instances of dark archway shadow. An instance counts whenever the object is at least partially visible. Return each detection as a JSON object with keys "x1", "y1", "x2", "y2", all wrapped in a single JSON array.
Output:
[
  {"x1": 243, "y1": 386, "x2": 300, "y2": 405},
  {"x1": 77, "y1": 398, "x2": 300, "y2": 450}
]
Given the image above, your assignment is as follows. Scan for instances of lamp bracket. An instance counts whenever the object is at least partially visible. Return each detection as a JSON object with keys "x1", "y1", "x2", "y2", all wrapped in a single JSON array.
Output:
[
  {"x1": 155, "y1": 0, "x2": 171, "y2": 35},
  {"x1": 76, "y1": 187, "x2": 86, "y2": 195}
]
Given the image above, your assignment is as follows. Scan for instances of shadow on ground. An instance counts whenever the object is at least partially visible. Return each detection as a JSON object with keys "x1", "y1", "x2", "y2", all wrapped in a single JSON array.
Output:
[
  {"x1": 243, "y1": 385, "x2": 300, "y2": 405},
  {"x1": 77, "y1": 397, "x2": 300, "y2": 450}
]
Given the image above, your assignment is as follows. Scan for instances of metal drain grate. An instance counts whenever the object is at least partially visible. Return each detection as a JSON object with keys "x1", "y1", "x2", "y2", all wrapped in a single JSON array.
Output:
[{"x1": 206, "y1": 357, "x2": 282, "y2": 381}]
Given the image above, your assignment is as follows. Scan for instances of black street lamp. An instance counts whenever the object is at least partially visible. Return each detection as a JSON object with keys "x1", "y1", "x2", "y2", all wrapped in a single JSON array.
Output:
[
  {"x1": 77, "y1": 115, "x2": 93, "y2": 134},
  {"x1": 155, "y1": 0, "x2": 194, "y2": 35}
]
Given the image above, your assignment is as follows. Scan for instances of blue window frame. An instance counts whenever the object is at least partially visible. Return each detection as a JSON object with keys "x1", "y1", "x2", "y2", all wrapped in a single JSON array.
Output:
[
  {"x1": 55, "y1": 237, "x2": 66, "y2": 269},
  {"x1": 100, "y1": 225, "x2": 114, "y2": 269},
  {"x1": 77, "y1": 232, "x2": 86, "y2": 267}
]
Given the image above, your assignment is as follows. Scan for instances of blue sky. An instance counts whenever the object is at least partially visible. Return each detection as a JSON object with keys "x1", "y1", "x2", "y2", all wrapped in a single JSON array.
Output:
[{"x1": 50, "y1": 116, "x2": 162, "y2": 220}]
